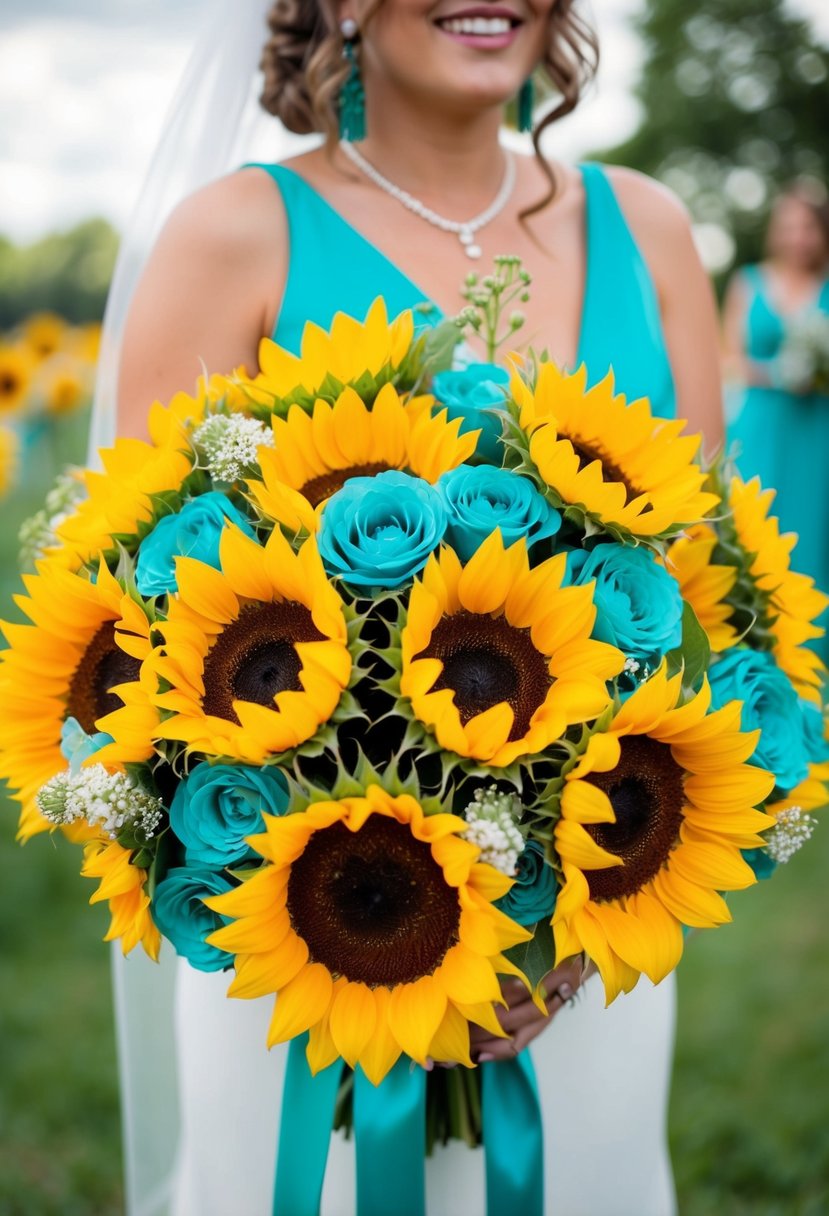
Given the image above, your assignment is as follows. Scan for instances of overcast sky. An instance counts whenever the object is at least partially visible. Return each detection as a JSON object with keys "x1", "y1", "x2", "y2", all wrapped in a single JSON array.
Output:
[{"x1": 1, "y1": 0, "x2": 827, "y2": 243}]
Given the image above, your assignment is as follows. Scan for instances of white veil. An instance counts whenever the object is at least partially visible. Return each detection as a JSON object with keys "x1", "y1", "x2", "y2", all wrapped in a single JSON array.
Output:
[{"x1": 93, "y1": 4, "x2": 312, "y2": 1213}]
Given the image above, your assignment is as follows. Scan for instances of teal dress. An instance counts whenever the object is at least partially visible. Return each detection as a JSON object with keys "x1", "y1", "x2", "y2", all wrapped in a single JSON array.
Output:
[
  {"x1": 249, "y1": 161, "x2": 677, "y2": 420},
  {"x1": 727, "y1": 265, "x2": 829, "y2": 658}
]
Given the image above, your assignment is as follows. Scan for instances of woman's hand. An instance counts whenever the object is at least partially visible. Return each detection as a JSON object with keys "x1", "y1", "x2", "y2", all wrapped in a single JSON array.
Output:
[{"x1": 468, "y1": 957, "x2": 591, "y2": 1063}]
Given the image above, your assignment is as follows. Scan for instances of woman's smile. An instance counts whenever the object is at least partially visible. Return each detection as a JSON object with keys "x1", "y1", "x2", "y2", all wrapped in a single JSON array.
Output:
[{"x1": 433, "y1": 5, "x2": 525, "y2": 51}]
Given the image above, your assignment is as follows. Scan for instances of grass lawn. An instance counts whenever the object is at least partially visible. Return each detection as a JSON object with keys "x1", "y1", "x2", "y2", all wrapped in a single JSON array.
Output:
[{"x1": 0, "y1": 424, "x2": 827, "y2": 1214}]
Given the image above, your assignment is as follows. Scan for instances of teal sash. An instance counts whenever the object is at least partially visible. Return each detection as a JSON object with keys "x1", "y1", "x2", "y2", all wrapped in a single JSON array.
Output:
[{"x1": 273, "y1": 1038, "x2": 544, "y2": 1215}]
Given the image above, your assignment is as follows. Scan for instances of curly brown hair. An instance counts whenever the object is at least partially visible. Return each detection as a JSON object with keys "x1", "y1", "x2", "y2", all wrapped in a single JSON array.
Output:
[{"x1": 260, "y1": 0, "x2": 599, "y2": 205}]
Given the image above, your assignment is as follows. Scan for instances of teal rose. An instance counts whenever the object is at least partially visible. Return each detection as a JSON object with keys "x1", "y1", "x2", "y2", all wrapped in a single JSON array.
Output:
[
  {"x1": 494, "y1": 841, "x2": 558, "y2": 927},
  {"x1": 566, "y1": 544, "x2": 683, "y2": 668},
  {"x1": 742, "y1": 847, "x2": 778, "y2": 881},
  {"x1": 709, "y1": 649, "x2": 809, "y2": 791},
  {"x1": 169, "y1": 763, "x2": 289, "y2": 867},
  {"x1": 60, "y1": 716, "x2": 113, "y2": 775},
  {"x1": 438, "y1": 465, "x2": 561, "y2": 562},
  {"x1": 432, "y1": 363, "x2": 509, "y2": 464},
  {"x1": 801, "y1": 700, "x2": 829, "y2": 767},
  {"x1": 151, "y1": 866, "x2": 234, "y2": 973},
  {"x1": 135, "y1": 492, "x2": 256, "y2": 597},
  {"x1": 317, "y1": 470, "x2": 447, "y2": 589}
]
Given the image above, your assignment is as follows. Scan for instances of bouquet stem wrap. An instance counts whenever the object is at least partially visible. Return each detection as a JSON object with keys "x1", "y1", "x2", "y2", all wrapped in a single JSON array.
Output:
[{"x1": 274, "y1": 1039, "x2": 544, "y2": 1215}]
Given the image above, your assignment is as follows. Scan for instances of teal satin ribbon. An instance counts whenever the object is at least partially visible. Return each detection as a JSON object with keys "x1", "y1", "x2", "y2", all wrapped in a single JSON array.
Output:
[{"x1": 274, "y1": 1039, "x2": 544, "y2": 1215}]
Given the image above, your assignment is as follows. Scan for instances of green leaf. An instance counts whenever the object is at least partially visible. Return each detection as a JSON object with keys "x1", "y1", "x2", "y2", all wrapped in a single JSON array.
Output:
[
  {"x1": 665, "y1": 601, "x2": 711, "y2": 693},
  {"x1": 503, "y1": 918, "x2": 555, "y2": 990},
  {"x1": 421, "y1": 319, "x2": 461, "y2": 378}
]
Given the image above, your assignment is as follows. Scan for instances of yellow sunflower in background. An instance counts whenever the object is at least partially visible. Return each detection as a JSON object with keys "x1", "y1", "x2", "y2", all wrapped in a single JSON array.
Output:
[
  {"x1": 0, "y1": 343, "x2": 33, "y2": 415},
  {"x1": 247, "y1": 383, "x2": 477, "y2": 533},
  {"x1": 666, "y1": 525, "x2": 739, "y2": 652},
  {"x1": 206, "y1": 784, "x2": 530, "y2": 1082},
  {"x1": 149, "y1": 525, "x2": 351, "y2": 762},
  {"x1": 0, "y1": 425, "x2": 19, "y2": 497},
  {"x1": 42, "y1": 356, "x2": 89, "y2": 415},
  {"x1": 82, "y1": 839, "x2": 160, "y2": 959},
  {"x1": 400, "y1": 530, "x2": 624, "y2": 767},
  {"x1": 23, "y1": 312, "x2": 66, "y2": 361},
  {"x1": 511, "y1": 363, "x2": 719, "y2": 539},
  {"x1": 729, "y1": 476, "x2": 828, "y2": 700},
  {"x1": 552, "y1": 666, "x2": 775, "y2": 1002},
  {"x1": 0, "y1": 560, "x2": 150, "y2": 840},
  {"x1": 70, "y1": 322, "x2": 102, "y2": 365},
  {"x1": 241, "y1": 299, "x2": 414, "y2": 405}
]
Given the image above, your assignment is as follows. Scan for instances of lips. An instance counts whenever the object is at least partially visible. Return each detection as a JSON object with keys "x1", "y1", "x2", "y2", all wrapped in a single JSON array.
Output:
[{"x1": 434, "y1": 7, "x2": 523, "y2": 39}]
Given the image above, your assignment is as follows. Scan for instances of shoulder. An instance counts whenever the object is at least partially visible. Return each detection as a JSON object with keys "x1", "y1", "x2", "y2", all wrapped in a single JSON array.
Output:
[
  {"x1": 159, "y1": 168, "x2": 287, "y2": 268},
  {"x1": 601, "y1": 165, "x2": 693, "y2": 242}
]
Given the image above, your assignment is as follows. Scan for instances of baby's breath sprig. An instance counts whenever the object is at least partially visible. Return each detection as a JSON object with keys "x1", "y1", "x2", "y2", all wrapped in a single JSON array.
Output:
[{"x1": 456, "y1": 255, "x2": 532, "y2": 362}]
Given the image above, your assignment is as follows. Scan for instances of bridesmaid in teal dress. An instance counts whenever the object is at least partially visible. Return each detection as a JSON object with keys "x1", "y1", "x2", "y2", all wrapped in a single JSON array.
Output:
[{"x1": 724, "y1": 184, "x2": 829, "y2": 659}]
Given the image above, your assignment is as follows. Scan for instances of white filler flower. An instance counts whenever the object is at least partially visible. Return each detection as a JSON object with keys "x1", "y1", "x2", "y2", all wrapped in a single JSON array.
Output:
[
  {"x1": 36, "y1": 765, "x2": 163, "y2": 841},
  {"x1": 194, "y1": 413, "x2": 275, "y2": 483},
  {"x1": 765, "y1": 807, "x2": 817, "y2": 864},
  {"x1": 462, "y1": 786, "x2": 525, "y2": 875}
]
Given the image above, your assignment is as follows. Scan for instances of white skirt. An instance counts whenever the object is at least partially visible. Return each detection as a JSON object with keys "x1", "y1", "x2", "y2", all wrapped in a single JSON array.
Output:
[{"x1": 157, "y1": 962, "x2": 677, "y2": 1216}]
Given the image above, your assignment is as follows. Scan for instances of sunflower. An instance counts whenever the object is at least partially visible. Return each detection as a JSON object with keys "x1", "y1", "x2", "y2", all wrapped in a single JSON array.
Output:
[
  {"x1": 42, "y1": 357, "x2": 88, "y2": 415},
  {"x1": 242, "y1": 298, "x2": 414, "y2": 406},
  {"x1": 70, "y1": 322, "x2": 102, "y2": 365},
  {"x1": 82, "y1": 839, "x2": 161, "y2": 959},
  {"x1": 399, "y1": 530, "x2": 624, "y2": 767},
  {"x1": 0, "y1": 343, "x2": 34, "y2": 415},
  {"x1": 148, "y1": 525, "x2": 351, "y2": 762},
  {"x1": 666, "y1": 525, "x2": 739, "y2": 652},
  {"x1": 247, "y1": 382, "x2": 477, "y2": 532},
  {"x1": 0, "y1": 559, "x2": 151, "y2": 840},
  {"x1": 23, "y1": 312, "x2": 66, "y2": 361},
  {"x1": 56, "y1": 400, "x2": 195, "y2": 565},
  {"x1": 510, "y1": 363, "x2": 719, "y2": 541},
  {"x1": 205, "y1": 784, "x2": 530, "y2": 1081},
  {"x1": 729, "y1": 476, "x2": 828, "y2": 700},
  {"x1": 552, "y1": 666, "x2": 776, "y2": 1002},
  {"x1": 0, "y1": 425, "x2": 19, "y2": 497}
]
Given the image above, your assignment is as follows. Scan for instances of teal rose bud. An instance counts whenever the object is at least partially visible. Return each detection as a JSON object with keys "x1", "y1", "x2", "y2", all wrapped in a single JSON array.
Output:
[
  {"x1": 565, "y1": 544, "x2": 683, "y2": 671},
  {"x1": 494, "y1": 840, "x2": 558, "y2": 927},
  {"x1": 135, "y1": 492, "x2": 256, "y2": 597},
  {"x1": 709, "y1": 649, "x2": 810, "y2": 792},
  {"x1": 152, "y1": 866, "x2": 234, "y2": 973},
  {"x1": 317, "y1": 470, "x2": 447, "y2": 589},
  {"x1": 438, "y1": 465, "x2": 561, "y2": 562},
  {"x1": 169, "y1": 763, "x2": 289, "y2": 867},
  {"x1": 432, "y1": 363, "x2": 510, "y2": 464}
]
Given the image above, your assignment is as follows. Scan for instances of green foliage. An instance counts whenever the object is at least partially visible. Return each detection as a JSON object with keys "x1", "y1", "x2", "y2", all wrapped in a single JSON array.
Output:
[
  {"x1": 0, "y1": 220, "x2": 118, "y2": 328},
  {"x1": 594, "y1": 0, "x2": 829, "y2": 285},
  {"x1": 665, "y1": 601, "x2": 712, "y2": 693},
  {"x1": 503, "y1": 918, "x2": 556, "y2": 990}
]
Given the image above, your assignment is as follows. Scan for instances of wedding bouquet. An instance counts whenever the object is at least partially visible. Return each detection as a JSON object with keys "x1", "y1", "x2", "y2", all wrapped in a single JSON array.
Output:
[
  {"x1": 777, "y1": 311, "x2": 829, "y2": 396},
  {"x1": 2, "y1": 266, "x2": 827, "y2": 1197}
]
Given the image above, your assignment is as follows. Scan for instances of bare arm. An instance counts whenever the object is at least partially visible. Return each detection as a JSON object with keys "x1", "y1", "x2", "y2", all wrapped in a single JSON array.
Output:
[
  {"x1": 608, "y1": 168, "x2": 725, "y2": 457},
  {"x1": 117, "y1": 169, "x2": 285, "y2": 440}
]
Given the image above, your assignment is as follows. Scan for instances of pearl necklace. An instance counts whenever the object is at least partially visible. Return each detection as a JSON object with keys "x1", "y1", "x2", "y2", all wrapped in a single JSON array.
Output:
[{"x1": 339, "y1": 140, "x2": 516, "y2": 259}]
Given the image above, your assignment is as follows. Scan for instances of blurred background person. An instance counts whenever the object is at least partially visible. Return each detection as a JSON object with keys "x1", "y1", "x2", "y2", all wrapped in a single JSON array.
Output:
[{"x1": 723, "y1": 181, "x2": 829, "y2": 659}]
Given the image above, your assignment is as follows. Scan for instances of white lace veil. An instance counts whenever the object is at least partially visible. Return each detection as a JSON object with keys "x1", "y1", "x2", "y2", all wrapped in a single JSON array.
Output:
[{"x1": 94, "y1": 4, "x2": 312, "y2": 1213}]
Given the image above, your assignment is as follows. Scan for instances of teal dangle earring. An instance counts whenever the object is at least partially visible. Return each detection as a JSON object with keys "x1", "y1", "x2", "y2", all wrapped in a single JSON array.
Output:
[
  {"x1": 517, "y1": 77, "x2": 535, "y2": 133},
  {"x1": 338, "y1": 18, "x2": 366, "y2": 142}
]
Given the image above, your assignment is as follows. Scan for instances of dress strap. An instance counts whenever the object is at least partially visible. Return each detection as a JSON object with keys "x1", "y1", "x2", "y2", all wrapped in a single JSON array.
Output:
[{"x1": 577, "y1": 163, "x2": 676, "y2": 418}]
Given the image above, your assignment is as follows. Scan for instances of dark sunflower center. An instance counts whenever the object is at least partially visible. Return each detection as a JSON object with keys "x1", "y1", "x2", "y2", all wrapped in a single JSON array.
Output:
[
  {"x1": 66, "y1": 621, "x2": 141, "y2": 734},
  {"x1": 424, "y1": 611, "x2": 551, "y2": 742},
  {"x1": 286, "y1": 816, "x2": 461, "y2": 986},
  {"x1": 582, "y1": 735, "x2": 685, "y2": 902},
  {"x1": 201, "y1": 601, "x2": 322, "y2": 723},
  {"x1": 301, "y1": 462, "x2": 394, "y2": 507},
  {"x1": 569, "y1": 436, "x2": 643, "y2": 500},
  {"x1": 1, "y1": 373, "x2": 20, "y2": 396}
]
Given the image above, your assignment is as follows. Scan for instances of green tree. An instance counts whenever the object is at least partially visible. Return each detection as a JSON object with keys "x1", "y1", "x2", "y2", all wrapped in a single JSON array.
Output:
[
  {"x1": 0, "y1": 219, "x2": 119, "y2": 329},
  {"x1": 595, "y1": 0, "x2": 829, "y2": 281}
]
